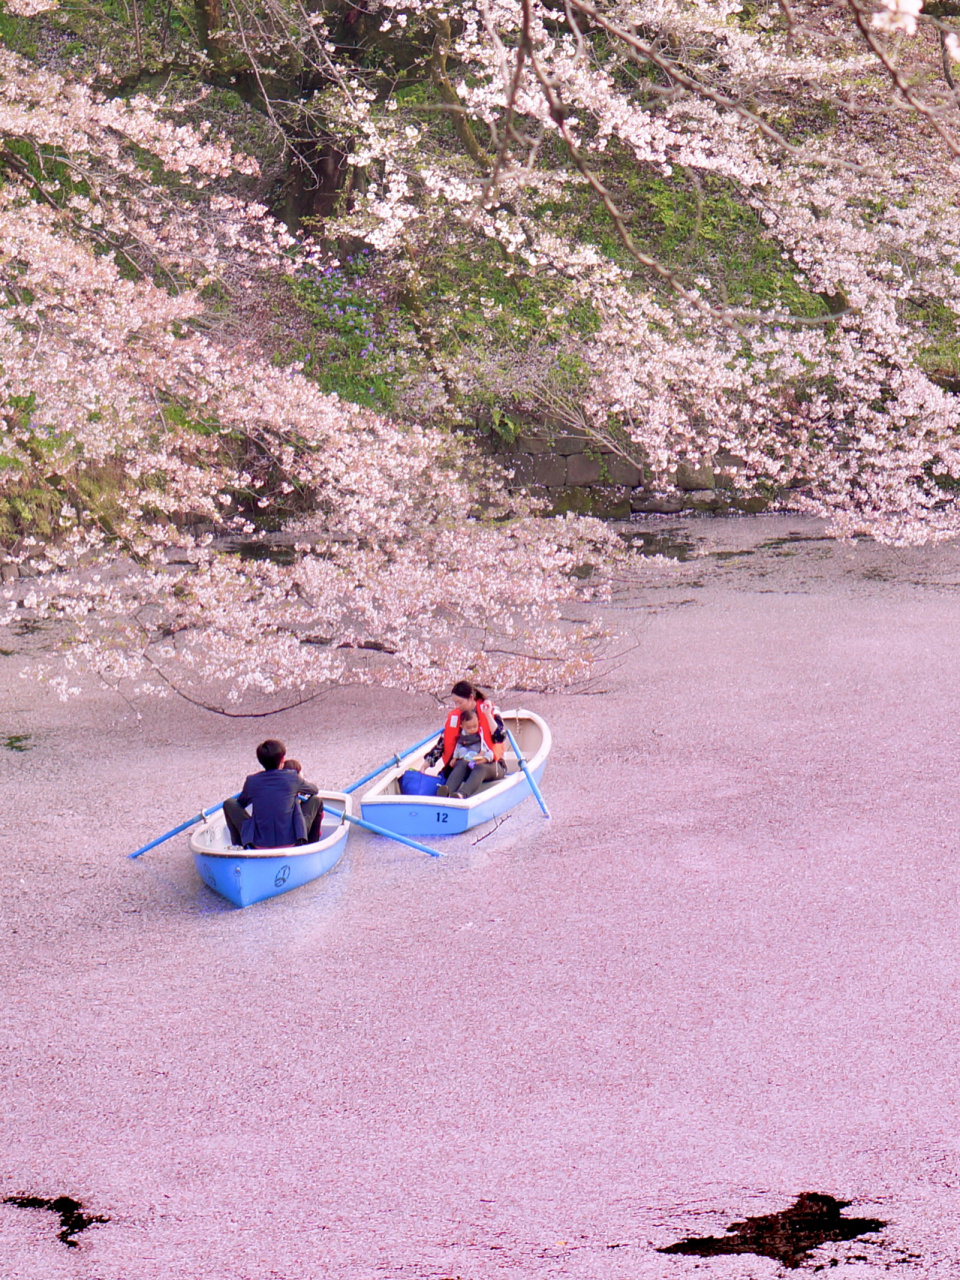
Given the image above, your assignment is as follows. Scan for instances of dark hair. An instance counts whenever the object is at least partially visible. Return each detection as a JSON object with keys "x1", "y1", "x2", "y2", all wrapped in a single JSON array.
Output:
[
  {"x1": 459, "y1": 708, "x2": 479, "y2": 726},
  {"x1": 451, "y1": 680, "x2": 489, "y2": 702},
  {"x1": 256, "y1": 739, "x2": 286, "y2": 770},
  {"x1": 283, "y1": 758, "x2": 302, "y2": 773}
]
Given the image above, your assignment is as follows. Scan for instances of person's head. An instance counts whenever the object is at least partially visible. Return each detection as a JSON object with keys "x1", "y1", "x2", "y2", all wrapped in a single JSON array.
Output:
[
  {"x1": 256, "y1": 739, "x2": 286, "y2": 771},
  {"x1": 283, "y1": 758, "x2": 302, "y2": 773},
  {"x1": 450, "y1": 679, "x2": 488, "y2": 712},
  {"x1": 459, "y1": 709, "x2": 479, "y2": 735}
]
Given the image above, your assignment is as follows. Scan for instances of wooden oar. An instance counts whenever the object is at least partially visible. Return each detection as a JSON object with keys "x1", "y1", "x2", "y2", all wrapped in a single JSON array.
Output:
[
  {"x1": 323, "y1": 807, "x2": 443, "y2": 858},
  {"x1": 504, "y1": 726, "x2": 551, "y2": 819},
  {"x1": 128, "y1": 795, "x2": 239, "y2": 860},
  {"x1": 343, "y1": 731, "x2": 439, "y2": 793}
]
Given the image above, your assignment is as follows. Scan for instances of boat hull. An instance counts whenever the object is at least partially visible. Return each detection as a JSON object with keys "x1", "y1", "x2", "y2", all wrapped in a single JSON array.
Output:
[
  {"x1": 360, "y1": 710, "x2": 550, "y2": 838},
  {"x1": 189, "y1": 793, "x2": 351, "y2": 907}
]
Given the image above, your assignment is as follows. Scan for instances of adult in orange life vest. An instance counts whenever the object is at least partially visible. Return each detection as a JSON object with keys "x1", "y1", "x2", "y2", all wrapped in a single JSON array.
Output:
[{"x1": 423, "y1": 680, "x2": 507, "y2": 797}]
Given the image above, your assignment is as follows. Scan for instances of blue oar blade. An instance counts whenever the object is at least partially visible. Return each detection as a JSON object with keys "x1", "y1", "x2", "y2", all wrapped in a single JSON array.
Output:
[
  {"x1": 325, "y1": 807, "x2": 443, "y2": 859},
  {"x1": 504, "y1": 727, "x2": 551, "y2": 819}
]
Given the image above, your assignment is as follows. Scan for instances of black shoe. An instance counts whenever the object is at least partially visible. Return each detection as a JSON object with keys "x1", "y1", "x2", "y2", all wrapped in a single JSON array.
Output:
[{"x1": 242, "y1": 843, "x2": 255, "y2": 850}]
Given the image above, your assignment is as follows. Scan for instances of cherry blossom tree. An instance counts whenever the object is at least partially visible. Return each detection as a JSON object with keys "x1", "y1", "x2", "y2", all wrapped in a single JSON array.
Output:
[
  {"x1": 5, "y1": 0, "x2": 960, "y2": 710},
  {"x1": 312, "y1": 0, "x2": 960, "y2": 542},
  {"x1": 0, "y1": 34, "x2": 619, "y2": 709}
]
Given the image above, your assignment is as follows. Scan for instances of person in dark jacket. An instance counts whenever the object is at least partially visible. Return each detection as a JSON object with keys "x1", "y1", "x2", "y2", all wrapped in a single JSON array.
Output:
[{"x1": 223, "y1": 739, "x2": 322, "y2": 848}]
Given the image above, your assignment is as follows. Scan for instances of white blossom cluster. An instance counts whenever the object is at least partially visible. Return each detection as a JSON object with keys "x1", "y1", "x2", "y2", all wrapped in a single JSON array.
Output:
[
  {"x1": 7, "y1": 0, "x2": 960, "y2": 707},
  {"x1": 0, "y1": 46, "x2": 621, "y2": 705},
  {"x1": 323, "y1": 0, "x2": 960, "y2": 544}
]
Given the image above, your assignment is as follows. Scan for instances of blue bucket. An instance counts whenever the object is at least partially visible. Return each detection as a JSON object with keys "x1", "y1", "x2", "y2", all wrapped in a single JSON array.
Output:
[{"x1": 400, "y1": 770, "x2": 442, "y2": 797}]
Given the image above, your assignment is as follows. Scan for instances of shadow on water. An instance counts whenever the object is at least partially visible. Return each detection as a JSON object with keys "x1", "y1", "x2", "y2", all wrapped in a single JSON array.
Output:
[
  {"x1": 658, "y1": 1193, "x2": 886, "y2": 1269},
  {"x1": 620, "y1": 527, "x2": 697, "y2": 561},
  {"x1": 3, "y1": 1195, "x2": 108, "y2": 1248},
  {"x1": 222, "y1": 539, "x2": 299, "y2": 566},
  {"x1": 757, "y1": 534, "x2": 831, "y2": 551}
]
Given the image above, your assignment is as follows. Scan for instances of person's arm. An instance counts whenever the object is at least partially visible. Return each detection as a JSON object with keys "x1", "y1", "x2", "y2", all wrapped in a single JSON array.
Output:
[
  {"x1": 423, "y1": 731, "x2": 446, "y2": 767},
  {"x1": 479, "y1": 700, "x2": 505, "y2": 744},
  {"x1": 296, "y1": 776, "x2": 319, "y2": 797},
  {"x1": 237, "y1": 775, "x2": 254, "y2": 807}
]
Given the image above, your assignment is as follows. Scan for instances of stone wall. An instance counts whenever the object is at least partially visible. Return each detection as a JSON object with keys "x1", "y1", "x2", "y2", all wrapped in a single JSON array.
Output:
[{"x1": 491, "y1": 430, "x2": 770, "y2": 518}]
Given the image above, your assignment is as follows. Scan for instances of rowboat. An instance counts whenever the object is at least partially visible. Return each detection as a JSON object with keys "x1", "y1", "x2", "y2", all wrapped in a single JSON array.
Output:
[
  {"x1": 188, "y1": 791, "x2": 352, "y2": 907},
  {"x1": 360, "y1": 709, "x2": 550, "y2": 838}
]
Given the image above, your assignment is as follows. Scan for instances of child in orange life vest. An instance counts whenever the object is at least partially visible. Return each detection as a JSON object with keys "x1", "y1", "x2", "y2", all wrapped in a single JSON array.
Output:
[{"x1": 436, "y1": 708, "x2": 498, "y2": 798}]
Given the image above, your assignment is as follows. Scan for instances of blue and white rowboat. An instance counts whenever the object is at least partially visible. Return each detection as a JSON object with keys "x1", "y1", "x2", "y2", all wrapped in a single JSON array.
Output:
[
  {"x1": 188, "y1": 791, "x2": 352, "y2": 907},
  {"x1": 360, "y1": 709, "x2": 550, "y2": 838}
]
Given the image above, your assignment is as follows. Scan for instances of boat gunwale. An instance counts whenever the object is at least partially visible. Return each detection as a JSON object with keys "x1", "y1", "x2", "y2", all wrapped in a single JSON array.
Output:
[
  {"x1": 188, "y1": 790, "x2": 352, "y2": 859},
  {"x1": 360, "y1": 709, "x2": 550, "y2": 811}
]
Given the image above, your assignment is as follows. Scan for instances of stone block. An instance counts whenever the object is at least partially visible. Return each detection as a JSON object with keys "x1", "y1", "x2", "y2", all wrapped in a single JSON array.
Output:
[
  {"x1": 675, "y1": 462, "x2": 715, "y2": 491},
  {"x1": 567, "y1": 453, "x2": 603, "y2": 484},
  {"x1": 548, "y1": 487, "x2": 595, "y2": 516},
  {"x1": 604, "y1": 456, "x2": 644, "y2": 487},
  {"x1": 507, "y1": 455, "x2": 538, "y2": 485},
  {"x1": 554, "y1": 434, "x2": 591, "y2": 456},
  {"x1": 687, "y1": 491, "x2": 729, "y2": 512},
  {"x1": 714, "y1": 450, "x2": 746, "y2": 469},
  {"x1": 532, "y1": 454, "x2": 568, "y2": 487},
  {"x1": 631, "y1": 492, "x2": 684, "y2": 514},
  {"x1": 514, "y1": 432, "x2": 554, "y2": 454},
  {"x1": 735, "y1": 495, "x2": 770, "y2": 514},
  {"x1": 587, "y1": 487, "x2": 631, "y2": 519}
]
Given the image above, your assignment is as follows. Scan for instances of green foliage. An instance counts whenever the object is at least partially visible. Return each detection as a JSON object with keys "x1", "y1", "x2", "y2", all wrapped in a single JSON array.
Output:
[
  {"x1": 534, "y1": 155, "x2": 828, "y2": 319},
  {"x1": 284, "y1": 263, "x2": 410, "y2": 411},
  {"x1": 910, "y1": 297, "x2": 960, "y2": 385},
  {"x1": 161, "y1": 400, "x2": 223, "y2": 437},
  {"x1": 490, "y1": 408, "x2": 523, "y2": 443},
  {"x1": 0, "y1": 138, "x2": 91, "y2": 209},
  {"x1": 0, "y1": 8, "x2": 37, "y2": 57},
  {"x1": 0, "y1": 482, "x2": 61, "y2": 541}
]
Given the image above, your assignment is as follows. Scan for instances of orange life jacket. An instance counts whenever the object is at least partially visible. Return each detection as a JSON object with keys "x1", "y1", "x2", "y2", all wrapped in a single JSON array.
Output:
[{"x1": 441, "y1": 701, "x2": 505, "y2": 766}]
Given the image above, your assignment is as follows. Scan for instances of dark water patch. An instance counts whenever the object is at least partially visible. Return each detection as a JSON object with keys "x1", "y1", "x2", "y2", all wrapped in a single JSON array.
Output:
[
  {"x1": 712, "y1": 549, "x2": 756, "y2": 561},
  {"x1": 3, "y1": 1195, "x2": 108, "y2": 1247},
  {"x1": 658, "y1": 1192, "x2": 885, "y2": 1269},
  {"x1": 12, "y1": 619, "x2": 45, "y2": 635},
  {"x1": 222, "y1": 539, "x2": 299, "y2": 565},
  {"x1": 3, "y1": 733, "x2": 31, "y2": 751},
  {"x1": 757, "y1": 534, "x2": 830, "y2": 551},
  {"x1": 621, "y1": 527, "x2": 697, "y2": 561}
]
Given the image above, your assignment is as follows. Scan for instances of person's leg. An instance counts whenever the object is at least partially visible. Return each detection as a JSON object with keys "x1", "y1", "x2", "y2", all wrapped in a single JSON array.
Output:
[
  {"x1": 300, "y1": 795, "x2": 324, "y2": 844},
  {"x1": 458, "y1": 761, "x2": 500, "y2": 797},
  {"x1": 223, "y1": 798, "x2": 248, "y2": 846},
  {"x1": 440, "y1": 761, "x2": 469, "y2": 796}
]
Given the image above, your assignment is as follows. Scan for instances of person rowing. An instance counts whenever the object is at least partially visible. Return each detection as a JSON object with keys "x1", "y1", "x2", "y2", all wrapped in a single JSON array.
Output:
[
  {"x1": 223, "y1": 739, "x2": 323, "y2": 849},
  {"x1": 422, "y1": 680, "x2": 507, "y2": 795}
]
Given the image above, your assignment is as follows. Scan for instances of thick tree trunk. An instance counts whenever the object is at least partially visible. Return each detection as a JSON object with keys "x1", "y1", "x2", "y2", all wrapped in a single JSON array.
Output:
[
  {"x1": 195, "y1": 0, "x2": 231, "y2": 68},
  {"x1": 283, "y1": 135, "x2": 351, "y2": 227}
]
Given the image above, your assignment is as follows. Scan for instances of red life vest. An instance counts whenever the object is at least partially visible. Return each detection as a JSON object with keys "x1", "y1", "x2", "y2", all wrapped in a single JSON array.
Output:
[{"x1": 441, "y1": 701, "x2": 505, "y2": 766}]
